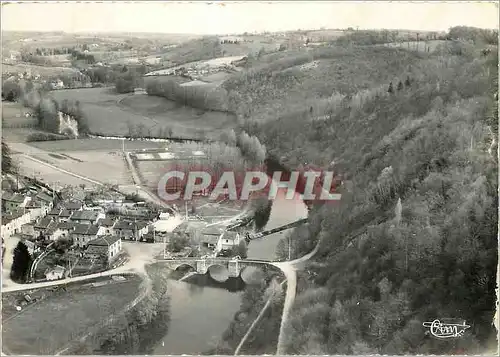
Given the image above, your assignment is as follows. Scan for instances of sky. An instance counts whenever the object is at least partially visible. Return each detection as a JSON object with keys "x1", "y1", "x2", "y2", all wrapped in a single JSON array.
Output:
[{"x1": 1, "y1": 1, "x2": 498, "y2": 34}]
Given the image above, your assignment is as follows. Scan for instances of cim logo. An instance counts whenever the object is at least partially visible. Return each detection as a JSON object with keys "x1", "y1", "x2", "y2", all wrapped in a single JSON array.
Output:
[{"x1": 156, "y1": 163, "x2": 342, "y2": 203}]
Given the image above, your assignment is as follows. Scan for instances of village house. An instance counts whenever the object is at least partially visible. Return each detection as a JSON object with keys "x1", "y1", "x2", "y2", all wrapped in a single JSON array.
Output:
[
  {"x1": 47, "y1": 207, "x2": 71, "y2": 222},
  {"x1": 51, "y1": 79, "x2": 65, "y2": 90},
  {"x1": 22, "y1": 238, "x2": 38, "y2": 256},
  {"x1": 34, "y1": 191, "x2": 54, "y2": 211},
  {"x1": 135, "y1": 220, "x2": 151, "y2": 240},
  {"x1": 2, "y1": 192, "x2": 30, "y2": 213},
  {"x1": 85, "y1": 235, "x2": 122, "y2": 263},
  {"x1": 56, "y1": 221, "x2": 78, "y2": 238},
  {"x1": 70, "y1": 210, "x2": 105, "y2": 225},
  {"x1": 21, "y1": 223, "x2": 36, "y2": 237},
  {"x1": 216, "y1": 231, "x2": 241, "y2": 253},
  {"x1": 62, "y1": 201, "x2": 83, "y2": 212},
  {"x1": 43, "y1": 221, "x2": 64, "y2": 241},
  {"x1": 97, "y1": 217, "x2": 117, "y2": 235},
  {"x1": 45, "y1": 265, "x2": 65, "y2": 281},
  {"x1": 24, "y1": 199, "x2": 49, "y2": 221},
  {"x1": 34, "y1": 216, "x2": 54, "y2": 237},
  {"x1": 200, "y1": 225, "x2": 225, "y2": 250},
  {"x1": 113, "y1": 219, "x2": 136, "y2": 240},
  {"x1": 47, "y1": 207, "x2": 62, "y2": 220},
  {"x1": 72, "y1": 224, "x2": 105, "y2": 248},
  {"x1": 58, "y1": 209, "x2": 73, "y2": 222},
  {"x1": 1, "y1": 210, "x2": 32, "y2": 239}
]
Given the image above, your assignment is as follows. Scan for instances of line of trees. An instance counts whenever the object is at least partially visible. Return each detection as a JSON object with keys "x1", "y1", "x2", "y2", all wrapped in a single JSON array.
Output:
[
  {"x1": 145, "y1": 78, "x2": 230, "y2": 112},
  {"x1": 4, "y1": 80, "x2": 91, "y2": 137}
]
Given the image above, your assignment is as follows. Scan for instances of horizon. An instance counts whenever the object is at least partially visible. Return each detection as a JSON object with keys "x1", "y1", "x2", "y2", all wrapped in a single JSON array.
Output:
[{"x1": 1, "y1": 2, "x2": 498, "y2": 34}]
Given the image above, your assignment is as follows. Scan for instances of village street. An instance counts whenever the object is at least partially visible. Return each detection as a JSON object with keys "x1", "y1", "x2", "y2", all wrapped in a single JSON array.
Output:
[{"x1": 3, "y1": 241, "x2": 163, "y2": 293}]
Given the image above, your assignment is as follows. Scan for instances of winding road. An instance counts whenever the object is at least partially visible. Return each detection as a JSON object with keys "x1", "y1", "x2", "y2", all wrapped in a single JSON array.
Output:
[{"x1": 5, "y1": 141, "x2": 319, "y2": 355}]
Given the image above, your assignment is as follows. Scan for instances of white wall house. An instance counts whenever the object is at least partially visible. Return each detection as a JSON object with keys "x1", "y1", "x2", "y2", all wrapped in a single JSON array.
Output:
[
  {"x1": 45, "y1": 265, "x2": 65, "y2": 281},
  {"x1": 216, "y1": 231, "x2": 241, "y2": 253},
  {"x1": 1, "y1": 211, "x2": 31, "y2": 239},
  {"x1": 85, "y1": 236, "x2": 122, "y2": 262}
]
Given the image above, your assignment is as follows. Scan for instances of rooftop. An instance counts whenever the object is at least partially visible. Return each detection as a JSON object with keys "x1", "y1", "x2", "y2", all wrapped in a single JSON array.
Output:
[
  {"x1": 97, "y1": 217, "x2": 116, "y2": 227},
  {"x1": 201, "y1": 225, "x2": 225, "y2": 236},
  {"x1": 44, "y1": 221, "x2": 60, "y2": 235},
  {"x1": 57, "y1": 221, "x2": 78, "y2": 231},
  {"x1": 70, "y1": 210, "x2": 98, "y2": 221},
  {"x1": 34, "y1": 216, "x2": 53, "y2": 230},
  {"x1": 220, "y1": 231, "x2": 239, "y2": 241},
  {"x1": 63, "y1": 201, "x2": 83, "y2": 210},
  {"x1": 201, "y1": 235, "x2": 220, "y2": 245},
  {"x1": 36, "y1": 191, "x2": 53, "y2": 203},
  {"x1": 2, "y1": 192, "x2": 26, "y2": 203},
  {"x1": 88, "y1": 235, "x2": 121, "y2": 247},
  {"x1": 72, "y1": 223, "x2": 99, "y2": 235}
]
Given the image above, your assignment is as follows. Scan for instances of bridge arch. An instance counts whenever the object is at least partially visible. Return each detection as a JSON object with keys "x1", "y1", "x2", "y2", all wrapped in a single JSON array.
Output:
[
  {"x1": 240, "y1": 265, "x2": 265, "y2": 285},
  {"x1": 207, "y1": 264, "x2": 230, "y2": 282},
  {"x1": 171, "y1": 262, "x2": 197, "y2": 272}
]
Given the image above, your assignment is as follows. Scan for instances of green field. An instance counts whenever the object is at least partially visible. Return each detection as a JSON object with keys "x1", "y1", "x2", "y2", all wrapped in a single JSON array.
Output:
[
  {"x1": 28, "y1": 138, "x2": 167, "y2": 151},
  {"x1": 49, "y1": 87, "x2": 236, "y2": 138},
  {"x1": 2, "y1": 275, "x2": 142, "y2": 355},
  {"x1": 2, "y1": 63, "x2": 79, "y2": 76}
]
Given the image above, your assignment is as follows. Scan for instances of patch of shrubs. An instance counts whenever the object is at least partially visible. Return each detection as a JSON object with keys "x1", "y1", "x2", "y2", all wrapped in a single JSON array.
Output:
[{"x1": 26, "y1": 132, "x2": 71, "y2": 142}]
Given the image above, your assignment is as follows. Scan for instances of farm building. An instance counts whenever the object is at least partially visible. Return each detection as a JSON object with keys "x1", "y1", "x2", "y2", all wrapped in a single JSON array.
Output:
[
  {"x1": 85, "y1": 235, "x2": 122, "y2": 262},
  {"x1": 45, "y1": 265, "x2": 66, "y2": 281}
]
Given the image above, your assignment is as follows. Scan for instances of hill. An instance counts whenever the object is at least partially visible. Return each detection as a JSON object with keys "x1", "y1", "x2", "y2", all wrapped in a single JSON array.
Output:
[{"x1": 218, "y1": 32, "x2": 498, "y2": 354}]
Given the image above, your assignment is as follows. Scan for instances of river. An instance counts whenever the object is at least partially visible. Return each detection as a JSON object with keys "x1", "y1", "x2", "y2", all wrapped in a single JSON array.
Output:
[{"x1": 152, "y1": 188, "x2": 308, "y2": 355}]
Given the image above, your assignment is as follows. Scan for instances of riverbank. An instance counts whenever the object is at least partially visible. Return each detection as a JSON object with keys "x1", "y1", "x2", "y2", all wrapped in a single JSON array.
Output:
[
  {"x1": 65, "y1": 264, "x2": 171, "y2": 355},
  {"x1": 2, "y1": 274, "x2": 142, "y2": 355}
]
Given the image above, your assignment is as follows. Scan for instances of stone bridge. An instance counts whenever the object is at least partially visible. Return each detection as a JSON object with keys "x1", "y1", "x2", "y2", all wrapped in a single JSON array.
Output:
[{"x1": 159, "y1": 257, "x2": 273, "y2": 278}]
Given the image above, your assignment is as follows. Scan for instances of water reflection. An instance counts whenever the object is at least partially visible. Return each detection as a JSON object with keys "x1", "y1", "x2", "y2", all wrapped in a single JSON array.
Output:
[{"x1": 153, "y1": 177, "x2": 307, "y2": 355}]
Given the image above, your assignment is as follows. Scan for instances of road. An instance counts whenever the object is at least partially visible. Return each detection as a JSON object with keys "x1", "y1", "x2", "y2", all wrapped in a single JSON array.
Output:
[
  {"x1": 234, "y1": 279, "x2": 286, "y2": 355},
  {"x1": 270, "y1": 240, "x2": 319, "y2": 355},
  {"x1": 2, "y1": 241, "x2": 169, "y2": 293},
  {"x1": 6, "y1": 141, "x2": 317, "y2": 354}
]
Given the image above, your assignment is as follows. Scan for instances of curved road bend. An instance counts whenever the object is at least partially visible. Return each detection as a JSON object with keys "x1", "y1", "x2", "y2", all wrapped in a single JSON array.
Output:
[
  {"x1": 8, "y1": 149, "x2": 319, "y2": 354},
  {"x1": 270, "y1": 241, "x2": 320, "y2": 355},
  {"x1": 2, "y1": 241, "x2": 169, "y2": 293}
]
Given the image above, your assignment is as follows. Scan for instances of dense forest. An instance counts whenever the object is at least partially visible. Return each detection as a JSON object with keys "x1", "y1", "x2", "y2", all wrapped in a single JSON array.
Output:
[{"x1": 220, "y1": 27, "x2": 498, "y2": 354}]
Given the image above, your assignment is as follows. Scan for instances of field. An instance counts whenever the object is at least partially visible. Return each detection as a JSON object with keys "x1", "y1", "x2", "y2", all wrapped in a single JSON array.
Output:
[
  {"x1": 49, "y1": 87, "x2": 236, "y2": 138},
  {"x1": 118, "y1": 94, "x2": 237, "y2": 138},
  {"x1": 1, "y1": 63, "x2": 80, "y2": 76},
  {"x1": 29, "y1": 150, "x2": 133, "y2": 186},
  {"x1": 2, "y1": 275, "x2": 142, "y2": 355},
  {"x1": 1, "y1": 102, "x2": 38, "y2": 129},
  {"x1": 380, "y1": 39, "x2": 449, "y2": 52},
  {"x1": 145, "y1": 55, "x2": 245, "y2": 76},
  {"x1": 27, "y1": 138, "x2": 167, "y2": 152},
  {"x1": 14, "y1": 154, "x2": 99, "y2": 189}
]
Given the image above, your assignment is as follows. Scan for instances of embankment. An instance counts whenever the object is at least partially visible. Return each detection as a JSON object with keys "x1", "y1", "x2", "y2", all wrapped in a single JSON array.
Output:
[
  {"x1": 205, "y1": 267, "x2": 286, "y2": 355},
  {"x1": 63, "y1": 266, "x2": 171, "y2": 355}
]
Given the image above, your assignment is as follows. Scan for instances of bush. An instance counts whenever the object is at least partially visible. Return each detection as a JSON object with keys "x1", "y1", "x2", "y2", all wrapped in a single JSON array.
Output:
[{"x1": 26, "y1": 132, "x2": 70, "y2": 142}]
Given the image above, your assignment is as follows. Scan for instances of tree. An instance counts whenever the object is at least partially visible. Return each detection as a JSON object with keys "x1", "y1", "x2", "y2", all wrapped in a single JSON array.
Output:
[
  {"x1": 397, "y1": 81, "x2": 403, "y2": 91},
  {"x1": 54, "y1": 237, "x2": 73, "y2": 253},
  {"x1": 404, "y1": 76, "x2": 411, "y2": 87},
  {"x1": 11, "y1": 241, "x2": 32, "y2": 282},
  {"x1": 2, "y1": 141, "x2": 16, "y2": 174},
  {"x1": 387, "y1": 82, "x2": 394, "y2": 94},
  {"x1": 234, "y1": 240, "x2": 248, "y2": 258},
  {"x1": 2, "y1": 81, "x2": 21, "y2": 101},
  {"x1": 168, "y1": 235, "x2": 190, "y2": 253}
]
